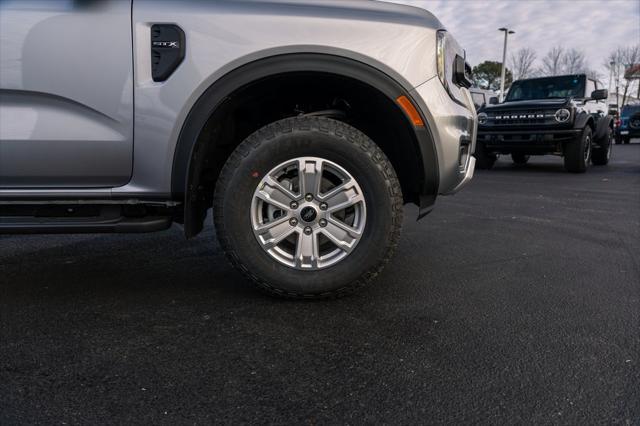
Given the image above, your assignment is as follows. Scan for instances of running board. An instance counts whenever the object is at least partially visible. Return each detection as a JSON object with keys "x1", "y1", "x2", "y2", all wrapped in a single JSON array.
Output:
[
  {"x1": 0, "y1": 204, "x2": 173, "y2": 234},
  {"x1": 0, "y1": 217, "x2": 172, "y2": 234},
  {"x1": 0, "y1": 216, "x2": 172, "y2": 234}
]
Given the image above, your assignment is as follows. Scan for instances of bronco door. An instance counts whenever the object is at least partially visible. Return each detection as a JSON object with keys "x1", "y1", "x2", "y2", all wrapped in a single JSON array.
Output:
[{"x1": 0, "y1": 0, "x2": 133, "y2": 188}]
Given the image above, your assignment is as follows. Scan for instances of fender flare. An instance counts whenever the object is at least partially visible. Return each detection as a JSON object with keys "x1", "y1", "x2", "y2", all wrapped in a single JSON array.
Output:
[
  {"x1": 594, "y1": 115, "x2": 613, "y2": 142},
  {"x1": 573, "y1": 111, "x2": 594, "y2": 131},
  {"x1": 171, "y1": 53, "x2": 440, "y2": 235}
]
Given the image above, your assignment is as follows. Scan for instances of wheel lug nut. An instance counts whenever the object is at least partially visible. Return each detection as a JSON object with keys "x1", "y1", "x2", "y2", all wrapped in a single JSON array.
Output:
[
  {"x1": 305, "y1": 193, "x2": 313, "y2": 202},
  {"x1": 289, "y1": 218, "x2": 298, "y2": 226},
  {"x1": 319, "y1": 202, "x2": 328, "y2": 211},
  {"x1": 319, "y1": 219, "x2": 327, "y2": 227},
  {"x1": 290, "y1": 201, "x2": 298, "y2": 209},
  {"x1": 303, "y1": 226, "x2": 312, "y2": 235}
]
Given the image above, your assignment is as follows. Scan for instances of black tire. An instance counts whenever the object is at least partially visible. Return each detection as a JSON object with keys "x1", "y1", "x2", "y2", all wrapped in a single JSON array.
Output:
[
  {"x1": 615, "y1": 134, "x2": 623, "y2": 144},
  {"x1": 213, "y1": 116, "x2": 403, "y2": 299},
  {"x1": 511, "y1": 153, "x2": 530, "y2": 165},
  {"x1": 623, "y1": 136, "x2": 631, "y2": 144},
  {"x1": 474, "y1": 142, "x2": 497, "y2": 170},
  {"x1": 564, "y1": 126, "x2": 592, "y2": 173},
  {"x1": 592, "y1": 127, "x2": 613, "y2": 166}
]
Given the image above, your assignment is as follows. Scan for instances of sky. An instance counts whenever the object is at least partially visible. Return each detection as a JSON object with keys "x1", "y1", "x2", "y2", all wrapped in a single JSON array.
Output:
[{"x1": 388, "y1": 0, "x2": 639, "y2": 83}]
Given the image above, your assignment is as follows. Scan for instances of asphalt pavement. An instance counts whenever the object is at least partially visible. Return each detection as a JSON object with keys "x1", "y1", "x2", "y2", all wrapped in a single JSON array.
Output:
[{"x1": 1, "y1": 144, "x2": 639, "y2": 424}]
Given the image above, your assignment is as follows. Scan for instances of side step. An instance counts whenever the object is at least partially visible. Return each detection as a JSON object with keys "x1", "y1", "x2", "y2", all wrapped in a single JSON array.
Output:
[
  {"x1": 0, "y1": 216, "x2": 172, "y2": 234},
  {"x1": 0, "y1": 204, "x2": 173, "y2": 234}
]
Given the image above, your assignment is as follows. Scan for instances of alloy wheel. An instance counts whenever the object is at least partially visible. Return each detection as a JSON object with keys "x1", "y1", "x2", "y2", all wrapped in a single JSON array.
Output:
[
  {"x1": 250, "y1": 157, "x2": 366, "y2": 270},
  {"x1": 584, "y1": 134, "x2": 592, "y2": 163}
]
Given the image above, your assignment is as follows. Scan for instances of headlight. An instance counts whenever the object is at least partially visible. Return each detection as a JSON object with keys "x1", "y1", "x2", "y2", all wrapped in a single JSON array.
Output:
[
  {"x1": 478, "y1": 112, "x2": 488, "y2": 125},
  {"x1": 554, "y1": 109, "x2": 571, "y2": 123},
  {"x1": 436, "y1": 30, "x2": 447, "y2": 88}
]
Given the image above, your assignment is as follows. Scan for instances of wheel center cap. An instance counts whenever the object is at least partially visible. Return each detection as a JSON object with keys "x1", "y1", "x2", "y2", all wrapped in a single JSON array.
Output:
[{"x1": 300, "y1": 206, "x2": 318, "y2": 223}]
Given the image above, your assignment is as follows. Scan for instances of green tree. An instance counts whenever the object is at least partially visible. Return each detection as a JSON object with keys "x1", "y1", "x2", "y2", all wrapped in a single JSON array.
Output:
[{"x1": 472, "y1": 61, "x2": 513, "y2": 91}]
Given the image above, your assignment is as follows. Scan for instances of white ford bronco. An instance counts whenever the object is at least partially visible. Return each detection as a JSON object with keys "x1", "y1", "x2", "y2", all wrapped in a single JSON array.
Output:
[{"x1": 0, "y1": 0, "x2": 477, "y2": 298}]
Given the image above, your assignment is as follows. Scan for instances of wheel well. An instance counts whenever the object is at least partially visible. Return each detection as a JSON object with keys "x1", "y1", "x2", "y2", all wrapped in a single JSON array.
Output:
[{"x1": 182, "y1": 71, "x2": 427, "y2": 236}]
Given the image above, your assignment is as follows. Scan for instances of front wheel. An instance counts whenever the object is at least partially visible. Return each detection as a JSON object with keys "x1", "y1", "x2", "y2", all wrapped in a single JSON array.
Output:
[
  {"x1": 564, "y1": 127, "x2": 592, "y2": 173},
  {"x1": 511, "y1": 153, "x2": 530, "y2": 165},
  {"x1": 592, "y1": 127, "x2": 613, "y2": 166},
  {"x1": 474, "y1": 142, "x2": 497, "y2": 170},
  {"x1": 214, "y1": 117, "x2": 403, "y2": 299}
]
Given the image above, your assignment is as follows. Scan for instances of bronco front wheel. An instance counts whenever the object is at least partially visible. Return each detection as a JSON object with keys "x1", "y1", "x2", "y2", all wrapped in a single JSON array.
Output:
[
  {"x1": 474, "y1": 142, "x2": 497, "y2": 169},
  {"x1": 564, "y1": 127, "x2": 592, "y2": 173},
  {"x1": 511, "y1": 153, "x2": 530, "y2": 165},
  {"x1": 592, "y1": 127, "x2": 613, "y2": 166},
  {"x1": 214, "y1": 116, "x2": 403, "y2": 299}
]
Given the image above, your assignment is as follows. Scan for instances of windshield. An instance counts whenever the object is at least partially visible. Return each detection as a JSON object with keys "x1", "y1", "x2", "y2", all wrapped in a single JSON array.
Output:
[{"x1": 506, "y1": 75, "x2": 585, "y2": 102}]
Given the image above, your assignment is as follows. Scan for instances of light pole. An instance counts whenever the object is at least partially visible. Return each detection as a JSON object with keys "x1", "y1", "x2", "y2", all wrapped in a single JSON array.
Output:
[
  {"x1": 498, "y1": 27, "x2": 515, "y2": 102},
  {"x1": 622, "y1": 63, "x2": 632, "y2": 107},
  {"x1": 615, "y1": 68, "x2": 620, "y2": 110}
]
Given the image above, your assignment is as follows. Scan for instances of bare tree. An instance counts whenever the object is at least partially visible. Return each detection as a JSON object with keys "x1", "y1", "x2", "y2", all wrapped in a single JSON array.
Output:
[
  {"x1": 605, "y1": 45, "x2": 640, "y2": 106},
  {"x1": 510, "y1": 47, "x2": 537, "y2": 80},
  {"x1": 536, "y1": 46, "x2": 602, "y2": 88},
  {"x1": 585, "y1": 68, "x2": 601, "y2": 81},
  {"x1": 562, "y1": 48, "x2": 586, "y2": 74},
  {"x1": 540, "y1": 46, "x2": 564, "y2": 76}
]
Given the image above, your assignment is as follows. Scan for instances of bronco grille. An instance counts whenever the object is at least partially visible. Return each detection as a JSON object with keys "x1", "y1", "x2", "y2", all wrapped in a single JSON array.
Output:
[{"x1": 487, "y1": 110, "x2": 556, "y2": 125}]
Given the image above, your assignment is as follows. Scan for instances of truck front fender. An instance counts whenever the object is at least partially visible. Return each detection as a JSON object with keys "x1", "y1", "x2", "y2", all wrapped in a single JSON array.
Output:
[
  {"x1": 573, "y1": 111, "x2": 594, "y2": 131},
  {"x1": 594, "y1": 115, "x2": 614, "y2": 142},
  {"x1": 173, "y1": 54, "x2": 440, "y2": 237}
]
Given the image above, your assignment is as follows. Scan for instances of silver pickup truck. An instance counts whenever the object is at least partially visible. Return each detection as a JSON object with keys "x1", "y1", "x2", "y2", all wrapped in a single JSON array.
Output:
[{"x1": 0, "y1": 0, "x2": 476, "y2": 298}]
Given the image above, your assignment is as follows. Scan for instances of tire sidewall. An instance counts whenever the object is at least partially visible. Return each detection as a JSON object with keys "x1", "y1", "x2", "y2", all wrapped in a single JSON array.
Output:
[
  {"x1": 474, "y1": 142, "x2": 497, "y2": 169},
  {"x1": 592, "y1": 127, "x2": 613, "y2": 165},
  {"x1": 583, "y1": 127, "x2": 592, "y2": 166},
  {"x1": 565, "y1": 126, "x2": 591, "y2": 172},
  {"x1": 605, "y1": 127, "x2": 613, "y2": 160},
  {"x1": 511, "y1": 153, "x2": 529, "y2": 165}
]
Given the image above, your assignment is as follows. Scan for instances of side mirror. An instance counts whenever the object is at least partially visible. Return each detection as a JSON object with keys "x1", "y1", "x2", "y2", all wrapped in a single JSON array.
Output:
[
  {"x1": 591, "y1": 89, "x2": 608, "y2": 101},
  {"x1": 489, "y1": 97, "x2": 499, "y2": 105}
]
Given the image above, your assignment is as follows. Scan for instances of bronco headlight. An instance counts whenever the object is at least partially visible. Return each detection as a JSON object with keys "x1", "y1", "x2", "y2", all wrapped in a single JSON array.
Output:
[
  {"x1": 554, "y1": 109, "x2": 571, "y2": 123},
  {"x1": 478, "y1": 112, "x2": 488, "y2": 125}
]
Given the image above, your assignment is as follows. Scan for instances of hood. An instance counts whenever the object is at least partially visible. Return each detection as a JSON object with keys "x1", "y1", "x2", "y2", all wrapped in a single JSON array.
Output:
[
  {"x1": 483, "y1": 98, "x2": 571, "y2": 112},
  {"x1": 258, "y1": 1, "x2": 444, "y2": 30}
]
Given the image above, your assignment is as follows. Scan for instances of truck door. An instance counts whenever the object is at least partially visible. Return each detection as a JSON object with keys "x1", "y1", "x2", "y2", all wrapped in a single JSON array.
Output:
[{"x1": 0, "y1": 0, "x2": 133, "y2": 188}]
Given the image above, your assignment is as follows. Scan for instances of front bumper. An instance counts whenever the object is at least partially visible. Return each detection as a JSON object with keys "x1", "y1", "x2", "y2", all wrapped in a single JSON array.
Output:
[
  {"x1": 449, "y1": 156, "x2": 475, "y2": 193},
  {"x1": 411, "y1": 77, "x2": 477, "y2": 195},
  {"x1": 477, "y1": 128, "x2": 580, "y2": 151}
]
